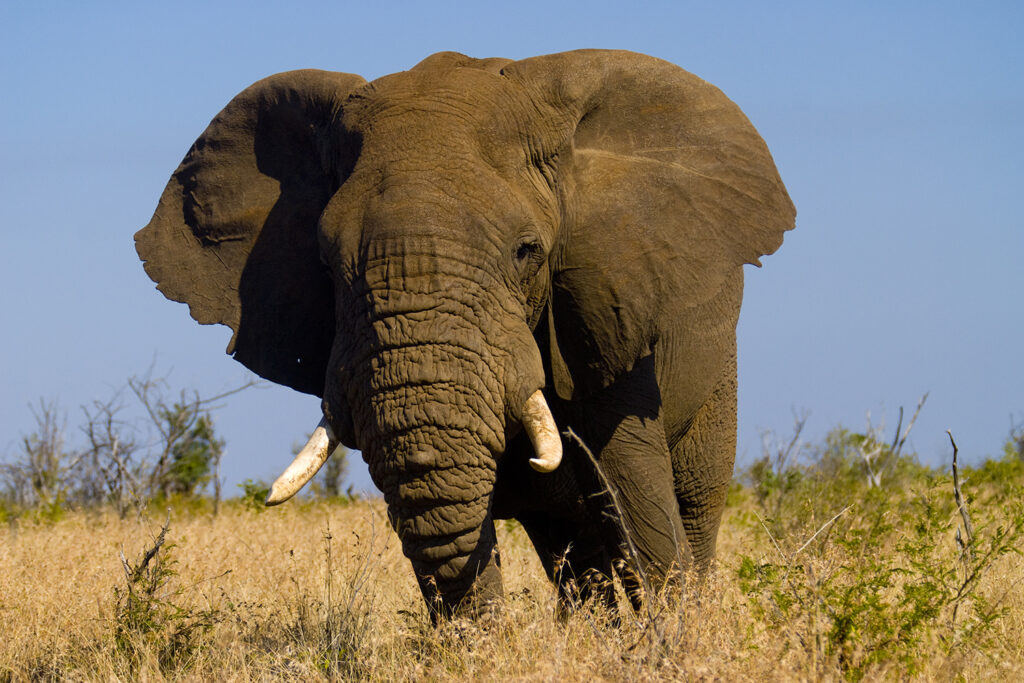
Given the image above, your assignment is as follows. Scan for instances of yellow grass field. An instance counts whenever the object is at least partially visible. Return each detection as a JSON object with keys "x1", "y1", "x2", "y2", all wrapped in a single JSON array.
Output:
[{"x1": 2, "y1": 488, "x2": 1022, "y2": 681}]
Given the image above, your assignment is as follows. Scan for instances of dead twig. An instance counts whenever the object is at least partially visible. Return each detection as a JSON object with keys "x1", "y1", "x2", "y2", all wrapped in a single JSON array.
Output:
[
  {"x1": 892, "y1": 393, "x2": 928, "y2": 460},
  {"x1": 120, "y1": 510, "x2": 173, "y2": 591},
  {"x1": 859, "y1": 394, "x2": 928, "y2": 487},
  {"x1": 794, "y1": 504, "x2": 854, "y2": 557},
  {"x1": 947, "y1": 430, "x2": 974, "y2": 563}
]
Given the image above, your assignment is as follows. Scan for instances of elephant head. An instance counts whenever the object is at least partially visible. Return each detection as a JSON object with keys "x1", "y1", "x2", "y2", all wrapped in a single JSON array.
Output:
[{"x1": 137, "y1": 50, "x2": 794, "y2": 617}]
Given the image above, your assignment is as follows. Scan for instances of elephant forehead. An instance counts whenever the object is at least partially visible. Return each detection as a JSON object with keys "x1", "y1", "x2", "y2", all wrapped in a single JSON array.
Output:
[
  {"x1": 316, "y1": 153, "x2": 551, "y2": 273},
  {"x1": 356, "y1": 169, "x2": 538, "y2": 247},
  {"x1": 357, "y1": 63, "x2": 513, "y2": 117},
  {"x1": 344, "y1": 65, "x2": 556, "y2": 160}
]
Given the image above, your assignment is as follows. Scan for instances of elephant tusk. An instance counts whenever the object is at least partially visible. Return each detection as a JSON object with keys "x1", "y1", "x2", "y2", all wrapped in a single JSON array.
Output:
[
  {"x1": 522, "y1": 390, "x2": 562, "y2": 473},
  {"x1": 265, "y1": 417, "x2": 338, "y2": 506}
]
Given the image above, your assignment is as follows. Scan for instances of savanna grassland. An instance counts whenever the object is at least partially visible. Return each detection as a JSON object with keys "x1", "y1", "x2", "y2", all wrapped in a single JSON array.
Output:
[{"x1": 2, "y1": 430, "x2": 1024, "y2": 681}]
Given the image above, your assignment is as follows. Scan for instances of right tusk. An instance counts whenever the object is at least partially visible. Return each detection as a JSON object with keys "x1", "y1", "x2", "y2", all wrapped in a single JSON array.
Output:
[
  {"x1": 521, "y1": 390, "x2": 562, "y2": 473},
  {"x1": 265, "y1": 417, "x2": 338, "y2": 506}
]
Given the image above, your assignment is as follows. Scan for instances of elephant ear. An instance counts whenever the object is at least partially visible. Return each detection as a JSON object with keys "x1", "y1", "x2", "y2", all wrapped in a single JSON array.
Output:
[
  {"x1": 136, "y1": 70, "x2": 366, "y2": 396},
  {"x1": 505, "y1": 50, "x2": 795, "y2": 397}
]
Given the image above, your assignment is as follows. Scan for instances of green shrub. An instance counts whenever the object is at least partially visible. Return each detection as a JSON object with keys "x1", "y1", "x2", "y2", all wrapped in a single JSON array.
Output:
[
  {"x1": 112, "y1": 515, "x2": 222, "y2": 674},
  {"x1": 237, "y1": 479, "x2": 271, "y2": 512},
  {"x1": 737, "y1": 423, "x2": 1024, "y2": 680},
  {"x1": 157, "y1": 404, "x2": 224, "y2": 499},
  {"x1": 962, "y1": 430, "x2": 1024, "y2": 501}
]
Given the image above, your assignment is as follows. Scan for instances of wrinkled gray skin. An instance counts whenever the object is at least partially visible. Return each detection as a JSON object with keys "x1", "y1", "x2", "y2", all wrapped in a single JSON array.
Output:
[{"x1": 136, "y1": 50, "x2": 795, "y2": 619}]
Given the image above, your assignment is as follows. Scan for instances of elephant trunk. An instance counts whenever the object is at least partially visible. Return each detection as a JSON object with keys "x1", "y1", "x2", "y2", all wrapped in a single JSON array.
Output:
[
  {"x1": 355, "y1": 336, "x2": 508, "y2": 616},
  {"x1": 385, "y1": 439, "x2": 504, "y2": 618},
  {"x1": 342, "y1": 293, "x2": 543, "y2": 614},
  {"x1": 319, "y1": 232, "x2": 553, "y2": 614}
]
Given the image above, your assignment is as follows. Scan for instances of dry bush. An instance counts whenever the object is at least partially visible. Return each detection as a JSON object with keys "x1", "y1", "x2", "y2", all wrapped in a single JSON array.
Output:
[{"x1": 1, "y1": 465, "x2": 1022, "y2": 680}]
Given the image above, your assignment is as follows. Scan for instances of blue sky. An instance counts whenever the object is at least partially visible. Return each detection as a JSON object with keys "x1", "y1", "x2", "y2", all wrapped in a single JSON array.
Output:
[{"x1": 2, "y1": 1, "x2": 1021, "y2": 494}]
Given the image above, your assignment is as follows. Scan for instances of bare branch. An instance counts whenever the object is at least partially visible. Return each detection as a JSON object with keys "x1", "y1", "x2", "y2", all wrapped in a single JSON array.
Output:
[
  {"x1": 947, "y1": 430, "x2": 975, "y2": 562},
  {"x1": 131, "y1": 510, "x2": 173, "y2": 582},
  {"x1": 893, "y1": 393, "x2": 928, "y2": 459},
  {"x1": 756, "y1": 513, "x2": 789, "y2": 564},
  {"x1": 858, "y1": 394, "x2": 928, "y2": 488},
  {"x1": 890, "y1": 406, "x2": 904, "y2": 453},
  {"x1": 779, "y1": 410, "x2": 809, "y2": 471},
  {"x1": 794, "y1": 505, "x2": 854, "y2": 556},
  {"x1": 194, "y1": 378, "x2": 263, "y2": 408}
]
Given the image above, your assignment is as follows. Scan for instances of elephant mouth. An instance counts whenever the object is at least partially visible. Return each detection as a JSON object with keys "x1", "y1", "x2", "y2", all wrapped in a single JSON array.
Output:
[{"x1": 264, "y1": 388, "x2": 561, "y2": 505}]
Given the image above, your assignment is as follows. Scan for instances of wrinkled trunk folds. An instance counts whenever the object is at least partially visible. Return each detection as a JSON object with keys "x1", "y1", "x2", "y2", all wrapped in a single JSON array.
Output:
[
  {"x1": 340, "y1": 256, "x2": 541, "y2": 613},
  {"x1": 330, "y1": 232, "x2": 548, "y2": 614},
  {"x1": 357, "y1": 336, "x2": 505, "y2": 616}
]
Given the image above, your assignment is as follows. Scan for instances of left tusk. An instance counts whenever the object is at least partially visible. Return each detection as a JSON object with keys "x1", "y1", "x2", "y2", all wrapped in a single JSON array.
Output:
[
  {"x1": 265, "y1": 417, "x2": 338, "y2": 506},
  {"x1": 522, "y1": 390, "x2": 563, "y2": 473}
]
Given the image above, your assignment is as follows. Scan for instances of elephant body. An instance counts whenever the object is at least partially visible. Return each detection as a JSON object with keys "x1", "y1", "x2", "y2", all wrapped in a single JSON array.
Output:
[{"x1": 137, "y1": 50, "x2": 794, "y2": 617}]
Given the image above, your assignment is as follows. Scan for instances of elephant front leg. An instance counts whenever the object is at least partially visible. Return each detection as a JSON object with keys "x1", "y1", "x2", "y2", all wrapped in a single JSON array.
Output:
[
  {"x1": 565, "y1": 355, "x2": 690, "y2": 605},
  {"x1": 670, "y1": 351, "x2": 738, "y2": 569}
]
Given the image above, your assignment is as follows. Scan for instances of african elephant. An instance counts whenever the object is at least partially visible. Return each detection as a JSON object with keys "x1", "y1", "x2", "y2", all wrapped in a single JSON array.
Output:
[{"x1": 136, "y1": 50, "x2": 794, "y2": 618}]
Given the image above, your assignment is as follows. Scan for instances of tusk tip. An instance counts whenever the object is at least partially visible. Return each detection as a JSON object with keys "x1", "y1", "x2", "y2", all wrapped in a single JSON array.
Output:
[
  {"x1": 264, "y1": 418, "x2": 337, "y2": 507},
  {"x1": 264, "y1": 486, "x2": 290, "y2": 507},
  {"x1": 529, "y1": 456, "x2": 561, "y2": 473}
]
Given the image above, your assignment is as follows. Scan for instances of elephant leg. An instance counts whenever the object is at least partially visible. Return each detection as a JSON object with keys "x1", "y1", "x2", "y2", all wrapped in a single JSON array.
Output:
[
  {"x1": 518, "y1": 513, "x2": 616, "y2": 614},
  {"x1": 670, "y1": 351, "x2": 738, "y2": 569},
  {"x1": 566, "y1": 355, "x2": 690, "y2": 605}
]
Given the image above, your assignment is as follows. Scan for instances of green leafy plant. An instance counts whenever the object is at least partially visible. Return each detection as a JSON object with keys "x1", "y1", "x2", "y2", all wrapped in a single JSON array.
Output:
[
  {"x1": 737, "y1": 421, "x2": 1024, "y2": 680},
  {"x1": 112, "y1": 514, "x2": 224, "y2": 673},
  {"x1": 237, "y1": 479, "x2": 271, "y2": 513},
  {"x1": 161, "y1": 407, "x2": 223, "y2": 498}
]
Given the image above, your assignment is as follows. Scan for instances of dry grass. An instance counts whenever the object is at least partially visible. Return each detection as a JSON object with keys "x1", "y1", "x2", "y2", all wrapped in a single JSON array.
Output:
[{"x1": 1, "y1": 491, "x2": 1021, "y2": 681}]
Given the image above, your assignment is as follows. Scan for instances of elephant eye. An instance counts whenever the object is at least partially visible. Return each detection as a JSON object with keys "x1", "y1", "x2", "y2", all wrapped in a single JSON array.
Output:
[
  {"x1": 515, "y1": 240, "x2": 539, "y2": 262},
  {"x1": 513, "y1": 238, "x2": 544, "y2": 281}
]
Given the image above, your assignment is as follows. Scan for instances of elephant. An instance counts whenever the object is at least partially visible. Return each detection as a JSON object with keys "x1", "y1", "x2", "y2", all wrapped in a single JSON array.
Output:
[{"x1": 136, "y1": 50, "x2": 795, "y2": 619}]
